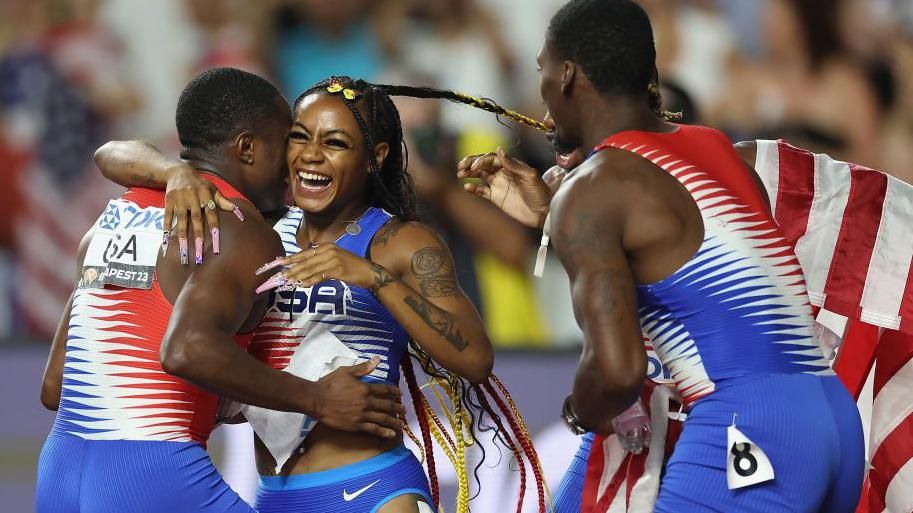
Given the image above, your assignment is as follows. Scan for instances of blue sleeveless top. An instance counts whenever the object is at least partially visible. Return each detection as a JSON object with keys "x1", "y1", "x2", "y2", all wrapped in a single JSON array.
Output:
[
  {"x1": 597, "y1": 128, "x2": 832, "y2": 406},
  {"x1": 250, "y1": 207, "x2": 410, "y2": 385}
]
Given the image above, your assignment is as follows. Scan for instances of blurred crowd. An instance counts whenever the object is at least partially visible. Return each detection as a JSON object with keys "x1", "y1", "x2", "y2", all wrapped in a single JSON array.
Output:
[{"x1": 1, "y1": 0, "x2": 912, "y2": 345}]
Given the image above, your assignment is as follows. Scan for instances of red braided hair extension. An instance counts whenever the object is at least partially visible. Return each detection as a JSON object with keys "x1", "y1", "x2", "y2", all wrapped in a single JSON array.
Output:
[
  {"x1": 491, "y1": 376, "x2": 551, "y2": 510},
  {"x1": 401, "y1": 356, "x2": 440, "y2": 508},
  {"x1": 483, "y1": 381, "x2": 547, "y2": 513},
  {"x1": 475, "y1": 385, "x2": 528, "y2": 513}
]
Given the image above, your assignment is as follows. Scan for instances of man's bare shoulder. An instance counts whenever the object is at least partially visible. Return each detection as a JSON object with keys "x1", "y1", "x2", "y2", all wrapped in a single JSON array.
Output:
[
  {"x1": 553, "y1": 147, "x2": 663, "y2": 219},
  {"x1": 550, "y1": 148, "x2": 659, "y2": 252}
]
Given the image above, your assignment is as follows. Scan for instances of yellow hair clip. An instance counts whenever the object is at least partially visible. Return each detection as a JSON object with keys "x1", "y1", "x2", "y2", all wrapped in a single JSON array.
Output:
[{"x1": 327, "y1": 78, "x2": 357, "y2": 100}]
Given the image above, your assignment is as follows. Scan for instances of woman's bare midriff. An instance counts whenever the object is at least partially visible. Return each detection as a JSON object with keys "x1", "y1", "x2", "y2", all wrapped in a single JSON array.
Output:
[{"x1": 255, "y1": 423, "x2": 403, "y2": 476}]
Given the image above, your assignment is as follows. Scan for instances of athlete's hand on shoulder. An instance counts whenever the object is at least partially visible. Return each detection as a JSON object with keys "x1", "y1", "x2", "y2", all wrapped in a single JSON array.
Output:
[
  {"x1": 266, "y1": 244, "x2": 396, "y2": 293},
  {"x1": 457, "y1": 146, "x2": 551, "y2": 228},
  {"x1": 163, "y1": 164, "x2": 239, "y2": 264},
  {"x1": 314, "y1": 357, "x2": 405, "y2": 438}
]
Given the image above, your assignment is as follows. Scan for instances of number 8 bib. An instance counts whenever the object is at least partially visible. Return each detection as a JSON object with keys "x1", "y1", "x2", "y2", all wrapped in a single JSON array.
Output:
[{"x1": 726, "y1": 424, "x2": 775, "y2": 489}]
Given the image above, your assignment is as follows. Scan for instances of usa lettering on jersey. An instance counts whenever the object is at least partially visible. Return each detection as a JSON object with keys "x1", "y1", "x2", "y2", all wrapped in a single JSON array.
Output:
[
  {"x1": 81, "y1": 199, "x2": 163, "y2": 289},
  {"x1": 271, "y1": 281, "x2": 353, "y2": 317}
]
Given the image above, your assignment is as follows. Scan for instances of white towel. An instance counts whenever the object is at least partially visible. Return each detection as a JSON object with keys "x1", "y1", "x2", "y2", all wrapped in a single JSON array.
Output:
[{"x1": 241, "y1": 329, "x2": 361, "y2": 473}]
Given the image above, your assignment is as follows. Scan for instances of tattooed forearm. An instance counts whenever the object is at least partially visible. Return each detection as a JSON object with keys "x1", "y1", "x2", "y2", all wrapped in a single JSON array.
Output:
[
  {"x1": 370, "y1": 263, "x2": 395, "y2": 294},
  {"x1": 411, "y1": 247, "x2": 457, "y2": 297},
  {"x1": 403, "y1": 295, "x2": 468, "y2": 351}
]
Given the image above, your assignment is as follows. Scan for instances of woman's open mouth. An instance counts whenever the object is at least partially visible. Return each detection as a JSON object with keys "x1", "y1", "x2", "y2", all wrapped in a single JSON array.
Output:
[{"x1": 296, "y1": 170, "x2": 333, "y2": 192}]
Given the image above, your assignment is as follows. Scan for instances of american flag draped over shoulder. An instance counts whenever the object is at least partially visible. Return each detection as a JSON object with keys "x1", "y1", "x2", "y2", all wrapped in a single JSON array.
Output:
[{"x1": 581, "y1": 140, "x2": 913, "y2": 513}]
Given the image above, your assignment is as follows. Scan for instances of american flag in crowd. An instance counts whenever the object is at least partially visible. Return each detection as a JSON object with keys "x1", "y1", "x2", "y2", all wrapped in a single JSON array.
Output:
[
  {"x1": 0, "y1": 42, "x2": 121, "y2": 337},
  {"x1": 582, "y1": 140, "x2": 913, "y2": 513}
]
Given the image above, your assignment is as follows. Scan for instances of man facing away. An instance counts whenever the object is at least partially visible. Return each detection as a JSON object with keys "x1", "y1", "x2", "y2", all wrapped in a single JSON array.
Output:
[{"x1": 460, "y1": 1, "x2": 864, "y2": 511}]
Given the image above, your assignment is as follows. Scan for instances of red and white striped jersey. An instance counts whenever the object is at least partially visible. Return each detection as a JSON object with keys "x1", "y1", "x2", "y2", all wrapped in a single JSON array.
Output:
[{"x1": 51, "y1": 177, "x2": 251, "y2": 445}]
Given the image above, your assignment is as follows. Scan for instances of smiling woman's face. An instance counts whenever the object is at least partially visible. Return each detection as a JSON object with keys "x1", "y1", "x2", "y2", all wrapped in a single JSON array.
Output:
[{"x1": 286, "y1": 93, "x2": 372, "y2": 215}]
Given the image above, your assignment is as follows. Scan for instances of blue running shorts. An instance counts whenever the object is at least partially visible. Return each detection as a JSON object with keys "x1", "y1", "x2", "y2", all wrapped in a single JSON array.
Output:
[
  {"x1": 36, "y1": 435, "x2": 254, "y2": 513},
  {"x1": 655, "y1": 374, "x2": 864, "y2": 513},
  {"x1": 255, "y1": 445, "x2": 433, "y2": 513},
  {"x1": 553, "y1": 432, "x2": 594, "y2": 513}
]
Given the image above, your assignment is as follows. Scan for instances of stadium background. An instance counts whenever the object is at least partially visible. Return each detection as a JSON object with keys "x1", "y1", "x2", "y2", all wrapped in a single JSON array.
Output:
[{"x1": 2, "y1": 0, "x2": 912, "y2": 511}]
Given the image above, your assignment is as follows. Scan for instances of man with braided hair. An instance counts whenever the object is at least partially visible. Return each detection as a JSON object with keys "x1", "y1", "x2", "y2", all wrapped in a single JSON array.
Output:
[{"x1": 459, "y1": 1, "x2": 864, "y2": 512}]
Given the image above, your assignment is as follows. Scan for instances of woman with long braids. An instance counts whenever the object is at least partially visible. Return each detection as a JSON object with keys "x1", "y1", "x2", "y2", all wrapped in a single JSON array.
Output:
[{"x1": 94, "y1": 75, "x2": 548, "y2": 513}]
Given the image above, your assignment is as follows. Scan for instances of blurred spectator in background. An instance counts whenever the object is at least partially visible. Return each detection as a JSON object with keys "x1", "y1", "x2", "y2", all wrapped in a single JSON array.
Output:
[
  {"x1": 387, "y1": 0, "x2": 519, "y2": 148},
  {"x1": 396, "y1": 90, "x2": 551, "y2": 348},
  {"x1": 711, "y1": 0, "x2": 882, "y2": 167},
  {"x1": 641, "y1": 0, "x2": 736, "y2": 114},
  {"x1": 881, "y1": 4, "x2": 913, "y2": 183},
  {"x1": 269, "y1": 0, "x2": 391, "y2": 99},
  {"x1": 184, "y1": 0, "x2": 271, "y2": 76}
]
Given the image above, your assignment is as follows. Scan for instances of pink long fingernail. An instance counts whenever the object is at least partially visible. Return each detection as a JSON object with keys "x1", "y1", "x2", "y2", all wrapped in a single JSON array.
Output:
[
  {"x1": 256, "y1": 273, "x2": 286, "y2": 294},
  {"x1": 276, "y1": 280, "x2": 303, "y2": 292},
  {"x1": 233, "y1": 206, "x2": 245, "y2": 222},
  {"x1": 212, "y1": 228, "x2": 220, "y2": 255},
  {"x1": 255, "y1": 256, "x2": 285, "y2": 275},
  {"x1": 179, "y1": 236, "x2": 189, "y2": 265},
  {"x1": 161, "y1": 231, "x2": 169, "y2": 256},
  {"x1": 194, "y1": 237, "x2": 203, "y2": 265}
]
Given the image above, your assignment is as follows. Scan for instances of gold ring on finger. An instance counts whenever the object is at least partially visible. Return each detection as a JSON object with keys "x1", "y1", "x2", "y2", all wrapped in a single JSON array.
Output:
[{"x1": 206, "y1": 200, "x2": 217, "y2": 210}]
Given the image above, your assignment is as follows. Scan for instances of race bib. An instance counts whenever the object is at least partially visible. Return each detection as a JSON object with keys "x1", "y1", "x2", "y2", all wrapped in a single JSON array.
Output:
[
  {"x1": 726, "y1": 424, "x2": 775, "y2": 489},
  {"x1": 80, "y1": 199, "x2": 164, "y2": 290}
]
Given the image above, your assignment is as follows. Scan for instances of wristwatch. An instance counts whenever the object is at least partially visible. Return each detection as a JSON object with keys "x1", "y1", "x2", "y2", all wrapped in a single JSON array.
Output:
[{"x1": 561, "y1": 394, "x2": 587, "y2": 435}]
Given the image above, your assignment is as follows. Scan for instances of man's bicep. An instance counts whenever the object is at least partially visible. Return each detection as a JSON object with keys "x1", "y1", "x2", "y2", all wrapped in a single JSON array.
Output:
[
  {"x1": 170, "y1": 267, "x2": 253, "y2": 337},
  {"x1": 565, "y1": 247, "x2": 642, "y2": 343},
  {"x1": 552, "y1": 180, "x2": 644, "y2": 364}
]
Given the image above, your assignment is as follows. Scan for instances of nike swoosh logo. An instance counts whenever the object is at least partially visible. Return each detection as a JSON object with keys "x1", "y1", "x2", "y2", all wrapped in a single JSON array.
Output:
[{"x1": 343, "y1": 479, "x2": 381, "y2": 502}]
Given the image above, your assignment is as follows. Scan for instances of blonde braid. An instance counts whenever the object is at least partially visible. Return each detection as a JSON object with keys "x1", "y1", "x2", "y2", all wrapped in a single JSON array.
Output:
[
  {"x1": 452, "y1": 92, "x2": 548, "y2": 131},
  {"x1": 647, "y1": 80, "x2": 682, "y2": 122}
]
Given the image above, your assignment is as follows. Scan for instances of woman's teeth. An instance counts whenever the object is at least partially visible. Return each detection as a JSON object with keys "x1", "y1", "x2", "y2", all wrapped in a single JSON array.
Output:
[{"x1": 297, "y1": 171, "x2": 332, "y2": 189}]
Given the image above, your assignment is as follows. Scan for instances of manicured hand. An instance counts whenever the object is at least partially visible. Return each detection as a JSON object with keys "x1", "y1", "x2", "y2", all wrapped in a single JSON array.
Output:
[
  {"x1": 255, "y1": 244, "x2": 396, "y2": 295},
  {"x1": 162, "y1": 164, "x2": 240, "y2": 264}
]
